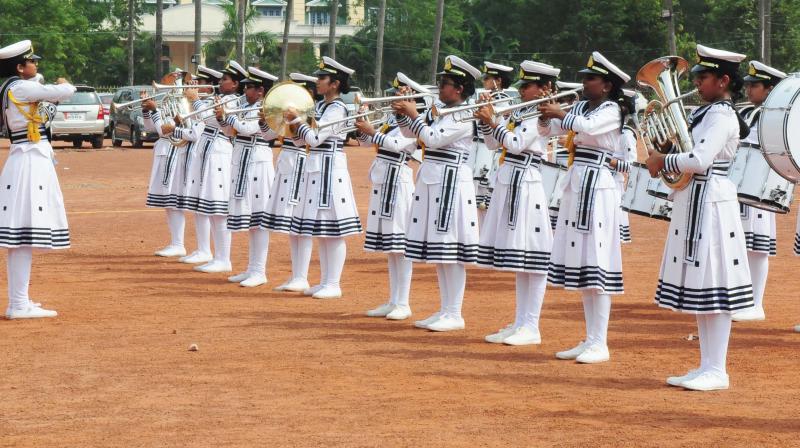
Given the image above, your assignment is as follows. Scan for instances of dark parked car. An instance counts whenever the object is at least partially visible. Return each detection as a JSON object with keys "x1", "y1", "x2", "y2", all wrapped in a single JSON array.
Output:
[
  {"x1": 98, "y1": 92, "x2": 113, "y2": 137},
  {"x1": 110, "y1": 86, "x2": 161, "y2": 147}
]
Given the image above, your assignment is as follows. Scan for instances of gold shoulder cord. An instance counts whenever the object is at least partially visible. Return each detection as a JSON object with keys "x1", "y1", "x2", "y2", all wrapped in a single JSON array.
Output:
[
  {"x1": 7, "y1": 91, "x2": 44, "y2": 143},
  {"x1": 565, "y1": 130, "x2": 577, "y2": 167},
  {"x1": 373, "y1": 121, "x2": 390, "y2": 153},
  {"x1": 498, "y1": 120, "x2": 516, "y2": 165}
]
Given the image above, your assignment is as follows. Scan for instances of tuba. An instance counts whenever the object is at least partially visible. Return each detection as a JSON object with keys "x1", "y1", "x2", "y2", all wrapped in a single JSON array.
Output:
[
  {"x1": 636, "y1": 56, "x2": 697, "y2": 190},
  {"x1": 155, "y1": 73, "x2": 195, "y2": 146},
  {"x1": 261, "y1": 81, "x2": 316, "y2": 137}
]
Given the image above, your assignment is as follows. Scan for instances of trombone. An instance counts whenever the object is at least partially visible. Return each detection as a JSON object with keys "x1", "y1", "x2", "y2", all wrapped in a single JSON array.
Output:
[
  {"x1": 492, "y1": 88, "x2": 583, "y2": 120},
  {"x1": 152, "y1": 81, "x2": 218, "y2": 91},
  {"x1": 112, "y1": 92, "x2": 168, "y2": 110},
  {"x1": 179, "y1": 94, "x2": 246, "y2": 122},
  {"x1": 355, "y1": 92, "x2": 435, "y2": 107},
  {"x1": 316, "y1": 109, "x2": 389, "y2": 133}
]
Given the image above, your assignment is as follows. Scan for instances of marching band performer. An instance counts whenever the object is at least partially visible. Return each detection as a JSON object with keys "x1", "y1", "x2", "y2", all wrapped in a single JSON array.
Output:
[
  {"x1": 222, "y1": 67, "x2": 278, "y2": 287},
  {"x1": 164, "y1": 61, "x2": 245, "y2": 273},
  {"x1": 547, "y1": 80, "x2": 581, "y2": 230},
  {"x1": 284, "y1": 57, "x2": 363, "y2": 300},
  {"x1": 537, "y1": 52, "x2": 632, "y2": 363},
  {"x1": 474, "y1": 61, "x2": 514, "y2": 226},
  {"x1": 392, "y1": 55, "x2": 482, "y2": 332},
  {"x1": 731, "y1": 61, "x2": 786, "y2": 322},
  {"x1": 615, "y1": 89, "x2": 639, "y2": 244},
  {"x1": 169, "y1": 66, "x2": 220, "y2": 266},
  {"x1": 645, "y1": 44, "x2": 753, "y2": 391},
  {"x1": 267, "y1": 72, "x2": 319, "y2": 293},
  {"x1": 475, "y1": 61, "x2": 559, "y2": 345},
  {"x1": 356, "y1": 73, "x2": 428, "y2": 321},
  {"x1": 0, "y1": 40, "x2": 75, "y2": 319},
  {"x1": 142, "y1": 87, "x2": 187, "y2": 259}
]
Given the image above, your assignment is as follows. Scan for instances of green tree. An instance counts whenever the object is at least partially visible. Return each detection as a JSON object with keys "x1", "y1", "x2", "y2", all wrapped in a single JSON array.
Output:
[{"x1": 204, "y1": 2, "x2": 279, "y2": 71}]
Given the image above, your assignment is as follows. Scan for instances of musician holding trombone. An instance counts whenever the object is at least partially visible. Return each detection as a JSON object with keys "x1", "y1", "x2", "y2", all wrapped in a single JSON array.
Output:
[
  {"x1": 355, "y1": 73, "x2": 431, "y2": 321},
  {"x1": 391, "y1": 55, "x2": 482, "y2": 332},
  {"x1": 473, "y1": 61, "x2": 560, "y2": 346},
  {"x1": 220, "y1": 67, "x2": 278, "y2": 288},
  {"x1": 536, "y1": 52, "x2": 632, "y2": 364}
]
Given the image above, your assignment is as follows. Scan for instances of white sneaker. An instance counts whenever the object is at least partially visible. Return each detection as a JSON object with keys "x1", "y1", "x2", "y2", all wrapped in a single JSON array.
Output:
[
  {"x1": 5, "y1": 304, "x2": 58, "y2": 319},
  {"x1": 414, "y1": 312, "x2": 442, "y2": 329},
  {"x1": 303, "y1": 284, "x2": 324, "y2": 296},
  {"x1": 240, "y1": 274, "x2": 267, "y2": 288},
  {"x1": 228, "y1": 272, "x2": 251, "y2": 283},
  {"x1": 312, "y1": 286, "x2": 342, "y2": 299},
  {"x1": 179, "y1": 251, "x2": 213, "y2": 264},
  {"x1": 155, "y1": 245, "x2": 187, "y2": 257},
  {"x1": 427, "y1": 315, "x2": 465, "y2": 332},
  {"x1": 386, "y1": 305, "x2": 412, "y2": 320},
  {"x1": 503, "y1": 327, "x2": 542, "y2": 346},
  {"x1": 666, "y1": 368, "x2": 703, "y2": 387},
  {"x1": 555, "y1": 341, "x2": 589, "y2": 360},
  {"x1": 366, "y1": 303, "x2": 395, "y2": 317},
  {"x1": 194, "y1": 261, "x2": 232, "y2": 273},
  {"x1": 732, "y1": 307, "x2": 766, "y2": 322},
  {"x1": 680, "y1": 371, "x2": 730, "y2": 391},
  {"x1": 273, "y1": 278, "x2": 310, "y2": 292},
  {"x1": 575, "y1": 344, "x2": 610, "y2": 364},
  {"x1": 484, "y1": 324, "x2": 515, "y2": 344},
  {"x1": 794, "y1": 324, "x2": 800, "y2": 333}
]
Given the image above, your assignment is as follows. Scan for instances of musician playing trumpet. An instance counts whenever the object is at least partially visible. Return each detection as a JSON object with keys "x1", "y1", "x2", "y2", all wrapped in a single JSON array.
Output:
[
  {"x1": 355, "y1": 73, "x2": 429, "y2": 321},
  {"x1": 473, "y1": 61, "x2": 560, "y2": 346}
]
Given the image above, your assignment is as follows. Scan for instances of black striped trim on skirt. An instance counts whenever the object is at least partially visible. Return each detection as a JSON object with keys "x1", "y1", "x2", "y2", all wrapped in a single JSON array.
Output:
[
  {"x1": 289, "y1": 216, "x2": 363, "y2": 237},
  {"x1": 547, "y1": 263, "x2": 624, "y2": 293},
  {"x1": 227, "y1": 212, "x2": 266, "y2": 231},
  {"x1": 177, "y1": 196, "x2": 228, "y2": 215},
  {"x1": 404, "y1": 240, "x2": 478, "y2": 263},
  {"x1": 260, "y1": 213, "x2": 292, "y2": 233},
  {"x1": 795, "y1": 233, "x2": 800, "y2": 256},
  {"x1": 0, "y1": 227, "x2": 70, "y2": 248},
  {"x1": 364, "y1": 231, "x2": 407, "y2": 252},
  {"x1": 146, "y1": 193, "x2": 179, "y2": 209},
  {"x1": 476, "y1": 246, "x2": 550, "y2": 273},
  {"x1": 744, "y1": 231, "x2": 777, "y2": 256},
  {"x1": 655, "y1": 280, "x2": 754, "y2": 313},
  {"x1": 620, "y1": 224, "x2": 631, "y2": 243}
]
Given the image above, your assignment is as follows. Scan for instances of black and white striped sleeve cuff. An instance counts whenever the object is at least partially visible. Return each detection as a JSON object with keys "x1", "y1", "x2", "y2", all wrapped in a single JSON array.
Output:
[
  {"x1": 407, "y1": 116, "x2": 426, "y2": 137},
  {"x1": 477, "y1": 122, "x2": 493, "y2": 135},
  {"x1": 492, "y1": 125, "x2": 512, "y2": 144},
  {"x1": 297, "y1": 123, "x2": 313, "y2": 141},
  {"x1": 223, "y1": 115, "x2": 237, "y2": 127},
  {"x1": 395, "y1": 114, "x2": 412, "y2": 128},
  {"x1": 173, "y1": 127, "x2": 184, "y2": 140},
  {"x1": 259, "y1": 121, "x2": 271, "y2": 134},
  {"x1": 372, "y1": 131, "x2": 388, "y2": 147},
  {"x1": 614, "y1": 159, "x2": 630, "y2": 173},
  {"x1": 356, "y1": 132, "x2": 370, "y2": 143},
  {"x1": 560, "y1": 113, "x2": 578, "y2": 131},
  {"x1": 664, "y1": 154, "x2": 681, "y2": 174}
]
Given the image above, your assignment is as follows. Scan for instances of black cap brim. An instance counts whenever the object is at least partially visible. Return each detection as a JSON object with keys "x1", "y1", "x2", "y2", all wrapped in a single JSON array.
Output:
[
  {"x1": 743, "y1": 75, "x2": 766, "y2": 83},
  {"x1": 691, "y1": 64, "x2": 713, "y2": 74},
  {"x1": 29, "y1": 54, "x2": 42, "y2": 61}
]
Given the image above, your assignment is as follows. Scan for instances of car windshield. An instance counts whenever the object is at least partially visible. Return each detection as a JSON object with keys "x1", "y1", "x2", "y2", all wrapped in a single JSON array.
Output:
[
  {"x1": 99, "y1": 95, "x2": 113, "y2": 105},
  {"x1": 61, "y1": 91, "x2": 99, "y2": 106}
]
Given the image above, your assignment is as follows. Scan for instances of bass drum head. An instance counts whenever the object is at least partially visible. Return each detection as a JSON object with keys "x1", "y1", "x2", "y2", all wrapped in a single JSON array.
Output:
[{"x1": 760, "y1": 75, "x2": 800, "y2": 182}]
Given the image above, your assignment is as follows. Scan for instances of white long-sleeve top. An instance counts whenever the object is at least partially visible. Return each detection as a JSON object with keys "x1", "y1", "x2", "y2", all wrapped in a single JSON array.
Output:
[
  {"x1": 538, "y1": 100, "x2": 623, "y2": 191},
  {"x1": 223, "y1": 100, "x2": 276, "y2": 163},
  {"x1": 356, "y1": 117, "x2": 418, "y2": 186},
  {"x1": 611, "y1": 125, "x2": 638, "y2": 182},
  {"x1": 2, "y1": 78, "x2": 75, "y2": 156},
  {"x1": 478, "y1": 107, "x2": 548, "y2": 184},
  {"x1": 293, "y1": 98, "x2": 348, "y2": 148},
  {"x1": 663, "y1": 101, "x2": 743, "y2": 203}
]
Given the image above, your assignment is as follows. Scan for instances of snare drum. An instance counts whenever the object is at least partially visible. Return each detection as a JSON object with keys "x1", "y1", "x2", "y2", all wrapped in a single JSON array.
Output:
[
  {"x1": 622, "y1": 162, "x2": 673, "y2": 221},
  {"x1": 728, "y1": 143, "x2": 795, "y2": 213},
  {"x1": 539, "y1": 161, "x2": 567, "y2": 212},
  {"x1": 759, "y1": 74, "x2": 800, "y2": 182}
]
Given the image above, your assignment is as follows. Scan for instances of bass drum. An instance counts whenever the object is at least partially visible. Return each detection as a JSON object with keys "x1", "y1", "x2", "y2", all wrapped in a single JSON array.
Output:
[
  {"x1": 759, "y1": 74, "x2": 800, "y2": 182},
  {"x1": 622, "y1": 162, "x2": 673, "y2": 221}
]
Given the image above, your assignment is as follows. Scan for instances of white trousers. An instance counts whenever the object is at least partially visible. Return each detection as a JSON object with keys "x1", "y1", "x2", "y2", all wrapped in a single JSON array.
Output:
[
  {"x1": 6, "y1": 247, "x2": 33, "y2": 309},
  {"x1": 388, "y1": 253, "x2": 412, "y2": 307},
  {"x1": 210, "y1": 215, "x2": 231, "y2": 264},
  {"x1": 194, "y1": 213, "x2": 212, "y2": 255},
  {"x1": 514, "y1": 272, "x2": 546, "y2": 331},
  {"x1": 435, "y1": 263, "x2": 466, "y2": 319},
  {"x1": 245, "y1": 229, "x2": 269, "y2": 276},
  {"x1": 697, "y1": 313, "x2": 732, "y2": 375},
  {"x1": 166, "y1": 209, "x2": 185, "y2": 248},
  {"x1": 581, "y1": 289, "x2": 611, "y2": 347},
  {"x1": 748, "y1": 251, "x2": 768, "y2": 310}
]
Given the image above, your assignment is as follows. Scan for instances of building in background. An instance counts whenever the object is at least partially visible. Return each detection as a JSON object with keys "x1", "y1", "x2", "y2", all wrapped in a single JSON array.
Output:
[{"x1": 141, "y1": 0, "x2": 363, "y2": 71}]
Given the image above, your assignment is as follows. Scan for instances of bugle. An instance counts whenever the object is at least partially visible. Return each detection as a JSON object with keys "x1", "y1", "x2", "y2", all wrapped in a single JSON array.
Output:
[
  {"x1": 492, "y1": 88, "x2": 583, "y2": 119},
  {"x1": 112, "y1": 92, "x2": 168, "y2": 110},
  {"x1": 179, "y1": 94, "x2": 245, "y2": 122},
  {"x1": 355, "y1": 92, "x2": 435, "y2": 107}
]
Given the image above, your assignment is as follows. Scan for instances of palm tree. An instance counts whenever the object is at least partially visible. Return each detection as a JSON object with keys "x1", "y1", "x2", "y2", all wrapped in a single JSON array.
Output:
[
  {"x1": 328, "y1": 0, "x2": 339, "y2": 58},
  {"x1": 236, "y1": 0, "x2": 248, "y2": 63},
  {"x1": 155, "y1": 0, "x2": 164, "y2": 78},
  {"x1": 373, "y1": 0, "x2": 387, "y2": 93},
  {"x1": 194, "y1": 0, "x2": 202, "y2": 69},
  {"x1": 429, "y1": 0, "x2": 444, "y2": 83},
  {"x1": 280, "y1": 0, "x2": 293, "y2": 78},
  {"x1": 204, "y1": 2, "x2": 278, "y2": 70}
]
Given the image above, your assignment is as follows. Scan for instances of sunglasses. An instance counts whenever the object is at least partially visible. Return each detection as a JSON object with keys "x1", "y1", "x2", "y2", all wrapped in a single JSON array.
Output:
[{"x1": 437, "y1": 79, "x2": 457, "y2": 88}]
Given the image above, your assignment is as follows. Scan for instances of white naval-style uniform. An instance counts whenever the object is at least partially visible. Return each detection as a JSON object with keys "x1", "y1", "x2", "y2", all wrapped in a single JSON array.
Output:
[
  {"x1": 143, "y1": 108, "x2": 187, "y2": 252},
  {"x1": 538, "y1": 99, "x2": 628, "y2": 354},
  {"x1": 396, "y1": 103, "x2": 479, "y2": 325},
  {"x1": 171, "y1": 95, "x2": 237, "y2": 268},
  {"x1": 289, "y1": 98, "x2": 362, "y2": 295},
  {"x1": 549, "y1": 138, "x2": 570, "y2": 229},
  {"x1": 0, "y1": 77, "x2": 74, "y2": 311},
  {"x1": 222, "y1": 102, "x2": 276, "y2": 284},
  {"x1": 477, "y1": 106, "x2": 553, "y2": 337},
  {"x1": 473, "y1": 91, "x2": 511, "y2": 218},
  {"x1": 357, "y1": 117, "x2": 417, "y2": 312},
  {"x1": 656, "y1": 100, "x2": 754, "y2": 384},
  {"x1": 614, "y1": 125, "x2": 637, "y2": 243}
]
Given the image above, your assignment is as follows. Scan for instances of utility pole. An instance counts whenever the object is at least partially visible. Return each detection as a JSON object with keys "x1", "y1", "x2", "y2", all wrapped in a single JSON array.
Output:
[
  {"x1": 194, "y1": 0, "x2": 202, "y2": 69},
  {"x1": 759, "y1": 0, "x2": 772, "y2": 64},
  {"x1": 662, "y1": 0, "x2": 676, "y2": 55},
  {"x1": 155, "y1": 0, "x2": 163, "y2": 78},
  {"x1": 328, "y1": 0, "x2": 339, "y2": 58},
  {"x1": 429, "y1": 0, "x2": 444, "y2": 84},
  {"x1": 280, "y1": 0, "x2": 292, "y2": 79},
  {"x1": 373, "y1": 0, "x2": 387, "y2": 94},
  {"x1": 127, "y1": 0, "x2": 135, "y2": 85}
]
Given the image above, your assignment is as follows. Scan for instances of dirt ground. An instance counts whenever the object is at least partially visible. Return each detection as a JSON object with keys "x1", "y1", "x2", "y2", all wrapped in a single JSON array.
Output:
[{"x1": 0, "y1": 139, "x2": 798, "y2": 447}]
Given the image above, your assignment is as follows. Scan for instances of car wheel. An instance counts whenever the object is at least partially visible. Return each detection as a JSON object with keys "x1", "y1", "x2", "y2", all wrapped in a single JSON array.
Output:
[
  {"x1": 91, "y1": 135, "x2": 103, "y2": 149},
  {"x1": 130, "y1": 126, "x2": 143, "y2": 148},
  {"x1": 111, "y1": 125, "x2": 122, "y2": 147},
  {"x1": 72, "y1": 138, "x2": 83, "y2": 148}
]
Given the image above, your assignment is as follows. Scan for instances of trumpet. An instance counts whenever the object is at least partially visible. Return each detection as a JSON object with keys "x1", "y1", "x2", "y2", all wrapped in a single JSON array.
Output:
[
  {"x1": 355, "y1": 92, "x2": 435, "y2": 107},
  {"x1": 152, "y1": 81, "x2": 218, "y2": 91},
  {"x1": 433, "y1": 95, "x2": 517, "y2": 122},
  {"x1": 316, "y1": 109, "x2": 389, "y2": 132},
  {"x1": 179, "y1": 94, "x2": 245, "y2": 122},
  {"x1": 112, "y1": 92, "x2": 168, "y2": 110},
  {"x1": 492, "y1": 88, "x2": 583, "y2": 119}
]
